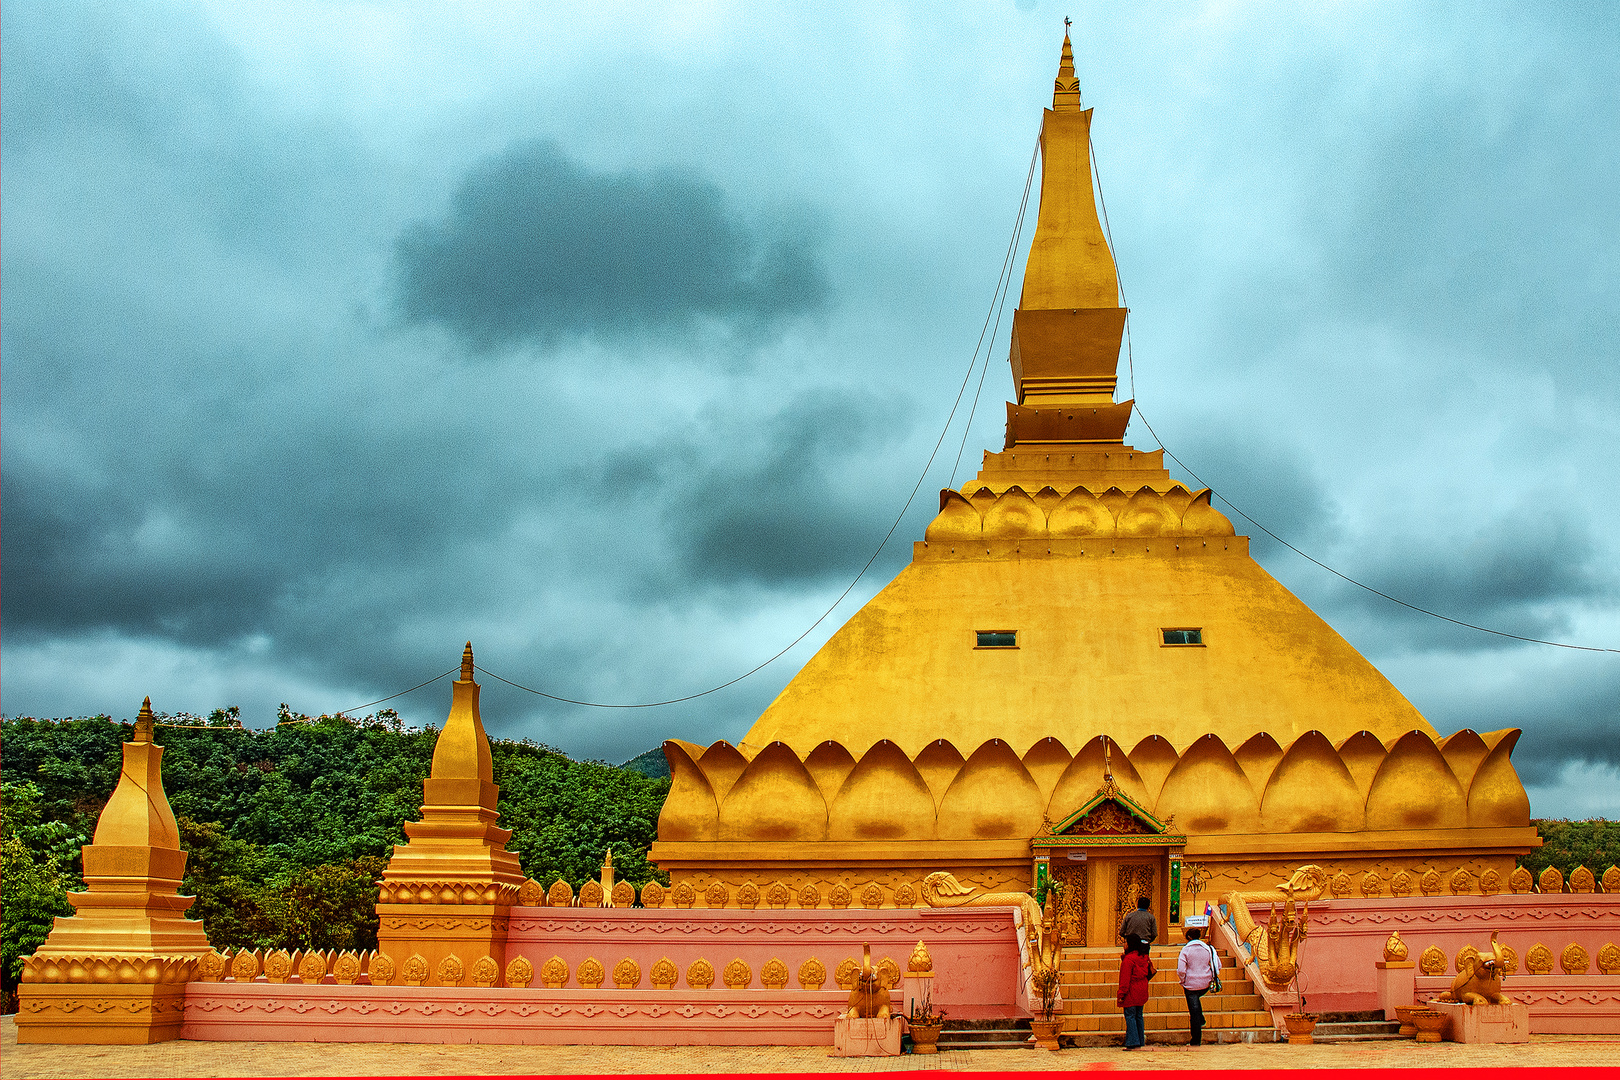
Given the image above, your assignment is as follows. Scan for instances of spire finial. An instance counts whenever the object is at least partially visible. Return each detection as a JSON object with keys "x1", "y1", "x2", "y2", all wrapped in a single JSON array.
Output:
[
  {"x1": 461, "y1": 641, "x2": 475, "y2": 682},
  {"x1": 134, "y1": 696, "x2": 154, "y2": 742},
  {"x1": 1054, "y1": 24, "x2": 1081, "y2": 111}
]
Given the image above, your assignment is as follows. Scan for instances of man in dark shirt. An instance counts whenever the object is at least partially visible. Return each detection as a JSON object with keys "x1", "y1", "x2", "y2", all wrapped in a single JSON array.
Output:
[{"x1": 1120, "y1": 897, "x2": 1156, "y2": 944}]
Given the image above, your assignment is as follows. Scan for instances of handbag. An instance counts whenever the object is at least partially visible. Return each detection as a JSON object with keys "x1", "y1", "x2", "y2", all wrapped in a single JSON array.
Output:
[{"x1": 1205, "y1": 942, "x2": 1222, "y2": 994}]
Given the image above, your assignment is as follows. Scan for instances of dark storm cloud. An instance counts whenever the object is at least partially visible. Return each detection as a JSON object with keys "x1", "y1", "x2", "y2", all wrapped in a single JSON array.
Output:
[
  {"x1": 596, "y1": 390, "x2": 911, "y2": 590},
  {"x1": 1329, "y1": 510, "x2": 1613, "y2": 652},
  {"x1": 394, "y1": 140, "x2": 829, "y2": 351},
  {"x1": 1442, "y1": 665, "x2": 1620, "y2": 786}
]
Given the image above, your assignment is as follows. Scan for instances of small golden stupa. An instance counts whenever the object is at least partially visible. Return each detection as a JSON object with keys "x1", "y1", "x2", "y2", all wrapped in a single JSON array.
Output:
[{"x1": 649, "y1": 34, "x2": 1537, "y2": 944}]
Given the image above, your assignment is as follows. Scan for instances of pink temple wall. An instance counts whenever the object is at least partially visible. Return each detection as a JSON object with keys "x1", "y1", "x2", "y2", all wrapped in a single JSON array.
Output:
[
  {"x1": 1296, "y1": 893, "x2": 1619, "y2": 1031},
  {"x1": 180, "y1": 907, "x2": 1025, "y2": 1045}
]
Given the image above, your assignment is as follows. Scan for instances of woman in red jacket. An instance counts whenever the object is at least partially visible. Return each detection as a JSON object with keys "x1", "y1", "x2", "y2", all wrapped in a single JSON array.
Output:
[{"x1": 1116, "y1": 935, "x2": 1154, "y2": 1050}]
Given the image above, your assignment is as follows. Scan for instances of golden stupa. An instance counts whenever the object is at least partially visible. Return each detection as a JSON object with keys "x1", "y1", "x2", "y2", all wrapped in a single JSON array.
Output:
[{"x1": 649, "y1": 35, "x2": 1537, "y2": 945}]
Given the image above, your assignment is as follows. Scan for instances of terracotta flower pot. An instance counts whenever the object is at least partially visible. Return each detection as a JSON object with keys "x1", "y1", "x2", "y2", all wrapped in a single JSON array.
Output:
[
  {"x1": 1410, "y1": 1008, "x2": 1446, "y2": 1044},
  {"x1": 1030, "y1": 1018, "x2": 1062, "y2": 1051},
  {"x1": 1394, "y1": 1006, "x2": 1418, "y2": 1038},
  {"x1": 909, "y1": 1021, "x2": 941, "y2": 1055},
  {"x1": 1283, "y1": 1012, "x2": 1318, "y2": 1045}
]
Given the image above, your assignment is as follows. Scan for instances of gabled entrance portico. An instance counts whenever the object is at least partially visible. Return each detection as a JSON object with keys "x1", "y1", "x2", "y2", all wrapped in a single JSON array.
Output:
[{"x1": 1033, "y1": 775, "x2": 1187, "y2": 947}]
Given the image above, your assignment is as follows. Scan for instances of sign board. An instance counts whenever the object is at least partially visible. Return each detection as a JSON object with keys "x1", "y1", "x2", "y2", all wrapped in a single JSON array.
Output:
[
  {"x1": 1065, "y1": 851, "x2": 1088, "y2": 861},
  {"x1": 1182, "y1": 915, "x2": 1209, "y2": 929}
]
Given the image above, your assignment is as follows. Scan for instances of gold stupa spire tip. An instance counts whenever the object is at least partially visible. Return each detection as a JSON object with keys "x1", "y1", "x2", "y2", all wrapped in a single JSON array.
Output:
[
  {"x1": 1053, "y1": 22, "x2": 1081, "y2": 110},
  {"x1": 134, "y1": 696, "x2": 154, "y2": 742},
  {"x1": 461, "y1": 641, "x2": 475, "y2": 681}
]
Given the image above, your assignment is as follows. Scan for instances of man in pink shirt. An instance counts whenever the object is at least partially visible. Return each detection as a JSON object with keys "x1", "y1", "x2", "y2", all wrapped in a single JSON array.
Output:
[{"x1": 1176, "y1": 926, "x2": 1219, "y2": 1046}]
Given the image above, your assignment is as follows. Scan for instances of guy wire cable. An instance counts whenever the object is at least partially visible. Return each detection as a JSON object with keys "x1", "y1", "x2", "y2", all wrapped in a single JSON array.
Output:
[{"x1": 1088, "y1": 122, "x2": 1616, "y2": 655}]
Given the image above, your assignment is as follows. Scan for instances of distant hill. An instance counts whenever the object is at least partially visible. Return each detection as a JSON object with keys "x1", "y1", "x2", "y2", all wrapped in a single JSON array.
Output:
[{"x1": 621, "y1": 746, "x2": 671, "y2": 780}]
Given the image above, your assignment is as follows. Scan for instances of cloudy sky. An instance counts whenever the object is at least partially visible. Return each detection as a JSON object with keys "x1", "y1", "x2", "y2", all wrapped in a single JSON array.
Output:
[{"x1": 3, "y1": 1, "x2": 1617, "y2": 818}]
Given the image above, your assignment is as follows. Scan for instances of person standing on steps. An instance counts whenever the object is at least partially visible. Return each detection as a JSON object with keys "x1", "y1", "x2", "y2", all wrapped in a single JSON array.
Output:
[
  {"x1": 1116, "y1": 935, "x2": 1155, "y2": 1050},
  {"x1": 1120, "y1": 896, "x2": 1156, "y2": 944},
  {"x1": 1177, "y1": 926, "x2": 1219, "y2": 1047}
]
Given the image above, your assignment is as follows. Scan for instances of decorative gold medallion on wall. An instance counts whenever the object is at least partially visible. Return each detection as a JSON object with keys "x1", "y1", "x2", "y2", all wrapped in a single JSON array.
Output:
[
  {"x1": 580, "y1": 880, "x2": 604, "y2": 908},
  {"x1": 298, "y1": 951, "x2": 327, "y2": 985},
  {"x1": 613, "y1": 958, "x2": 641, "y2": 989},
  {"x1": 704, "y1": 881, "x2": 729, "y2": 909},
  {"x1": 1418, "y1": 945, "x2": 1446, "y2": 976},
  {"x1": 1479, "y1": 868, "x2": 1501, "y2": 895},
  {"x1": 1602, "y1": 865, "x2": 1620, "y2": 894},
  {"x1": 1561, "y1": 943, "x2": 1590, "y2": 975},
  {"x1": 723, "y1": 958, "x2": 752, "y2": 989},
  {"x1": 1538, "y1": 866, "x2": 1564, "y2": 894},
  {"x1": 196, "y1": 950, "x2": 227, "y2": 982},
  {"x1": 861, "y1": 883, "x2": 885, "y2": 908},
  {"x1": 1418, "y1": 870, "x2": 1441, "y2": 897},
  {"x1": 611, "y1": 880, "x2": 635, "y2": 907},
  {"x1": 1525, "y1": 944, "x2": 1553, "y2": 975},
  {"x1": 877, "y1": 957, "x2": 901, "y2": 990},
  {"x1": 1497, "y1": 944, "x2": 1518, "y2": 976},
  {"x1": 829, "y1": 883, "x2": 852, "y2": 909},
  {"x1": 1449, "y1": 868, "x2": 1472, "y2": 895},
  {"x1": 517, "y1": 878, "x2": 544, "y2": 906},
  {"x1": 263, "y1": 950, "x2": 293, "y2": 984},
  {"x1": 1569, "y1": 866, "x2": 1596, "y2": 893},
  {"x1": 549, "y1": 879, "x2": 574, "y2": 907},
  {"x1": 403, "y1": 954, "x2": 429, "y2": 987},
  {"x1": 437, "y1": 954, "x2": 464, "y2": 987},
  {"x1": 798, "y1": 957, "x2": 827, "y2": 989},
  {"x1": 766, "y1": 882, "x2": 791, "y2": 909},
  {"x1": 687, "y1": 958, "x2": 715, "y2": 990},
  {"x1": 576, "y1": 957, "x2": 605, "y2": 989},
  {"x1": 1329, "y1": 872, "x2": 1351, "y2": 898},
  {"x1": 762, "y1": 958, "x2": 789, "y2": 989},
  {"x1": 333, "y1": 952, "x2": 361, "y2": 985},
  {"x1": 835, "y1": 957, "x2": 859, "y2": 990},
  {"x1": 894, "y1": 883, "x2": 918, "y2": 906},
  {"x1": 472, "y1": 956, "x2": 499, "y2": 988},
  {"x1": 1390, "y1": 871, "x2": 1413, "y2": 897},
  {"x1": 640, "y1": 881, "x2": 666, "y2": 908},
  {"x1": 798, "y1": 883, "x2": 822, "y2": 909},
  {"x1": 507, "y1": 956, "x2": 534, "y2": 989},
  {"x1": 736, "y1": 882, "x2": 760, "y2": 910},
  {"x1": 650, "y1": 957, "x2": 678, "y2": 990},
  {"x1": 368, "y1": 953, "x2": 395, "y2": 986},
  {"x1": 1596, "y1": 943, "x2": 1620, "y2": 976},
  {"x1": 671, "y1": 881, "x2": 696, "y2": 909},
  {"x1": 1360, "y1": 872, "x2": 1383, "y2": 898},
  {"x1": 1508, "y1": 866, "x2": 1534, "y2": 894},
  {"x1": 540, "y1": 956, "x2": 568, "y2": 989}
]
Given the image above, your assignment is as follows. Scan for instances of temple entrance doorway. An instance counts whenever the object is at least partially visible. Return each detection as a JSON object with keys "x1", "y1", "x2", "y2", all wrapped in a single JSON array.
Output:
[{"x1": 1034, "y1": 776, "x2": 1187, "y2": 949}]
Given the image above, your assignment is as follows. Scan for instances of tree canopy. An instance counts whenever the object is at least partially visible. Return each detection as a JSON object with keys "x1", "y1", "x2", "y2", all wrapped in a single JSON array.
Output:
[{"x1": 0, "y1": 707, "x2": 669, "y2": 1003}]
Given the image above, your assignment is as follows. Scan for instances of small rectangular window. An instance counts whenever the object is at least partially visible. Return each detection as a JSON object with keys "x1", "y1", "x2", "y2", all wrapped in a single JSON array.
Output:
[
  {"x1": 1161, "y1": 628, "x2": 1203, "y2": 646},
  {"x1": 976, "y1": 630, "x2": 1018, "y2": 648}
]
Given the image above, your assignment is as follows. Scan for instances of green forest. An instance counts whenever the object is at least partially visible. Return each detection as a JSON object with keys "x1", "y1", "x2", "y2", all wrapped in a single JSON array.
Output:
[
  {"x1": 1, "y1": 708, "x2": 670, "y2": 1006},
  {"x1": 2, "y1": 708, "x2": 1616, "y2": 1011}
]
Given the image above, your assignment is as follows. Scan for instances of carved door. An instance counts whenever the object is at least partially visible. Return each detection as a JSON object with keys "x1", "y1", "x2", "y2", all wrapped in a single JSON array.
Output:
[
  {"x1": 1116, "y1": 864, "x2": 1156, "y2": 939},
  {"x1": 1052, "y1": 862, "x2": 1088, "y2": 947}
]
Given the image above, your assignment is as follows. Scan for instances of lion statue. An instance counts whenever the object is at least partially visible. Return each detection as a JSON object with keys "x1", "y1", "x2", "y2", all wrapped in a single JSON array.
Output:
[{"x1": 1436, "y1": 932, "x2": 1513, "y2": 1006}]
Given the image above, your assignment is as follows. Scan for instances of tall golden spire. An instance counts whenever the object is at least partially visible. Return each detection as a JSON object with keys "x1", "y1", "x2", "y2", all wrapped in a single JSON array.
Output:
[
  {"x1": 1003, "y1": 31, "x2": 1131, "y2": 447},
  {"x1": 1053, "y1": 30, "x2": 1081, "y2": 111}
]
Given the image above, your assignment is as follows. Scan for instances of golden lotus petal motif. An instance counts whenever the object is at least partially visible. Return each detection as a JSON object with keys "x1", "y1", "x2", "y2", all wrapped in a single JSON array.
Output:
[{"x1": 798, "y1": 957, "x2": 827, "y2": 990}]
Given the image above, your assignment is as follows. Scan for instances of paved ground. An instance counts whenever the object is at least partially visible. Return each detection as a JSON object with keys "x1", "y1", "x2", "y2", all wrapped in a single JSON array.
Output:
[{"x1": 3, "y1": 1020, "x2": 1616, "y2": 1077}]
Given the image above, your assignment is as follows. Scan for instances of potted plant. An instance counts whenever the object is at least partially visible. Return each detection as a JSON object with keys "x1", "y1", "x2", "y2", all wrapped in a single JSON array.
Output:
[
  {"x1": 907, "y1": 1005, "x2": 945, "y2": 1055},
  {"x1": 1030, "y1": 966, "x2": 1063, "y2": 1051},
  {"x1": 1283, "y1": 977, "x2": 1318, "y2": 1045}
]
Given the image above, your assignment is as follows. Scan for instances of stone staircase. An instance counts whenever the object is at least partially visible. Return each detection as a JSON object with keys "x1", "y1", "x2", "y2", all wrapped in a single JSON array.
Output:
[
  {"x1": 1311, "y1": 1010, "x2": 1405, "y2": 1044},
  {"x1": 1058, "y1": 945, "x2": 1278, "y2": 1046},
  {"x1": 936, "y1": 1018, "x2": 1033, "y2": 1050}
]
